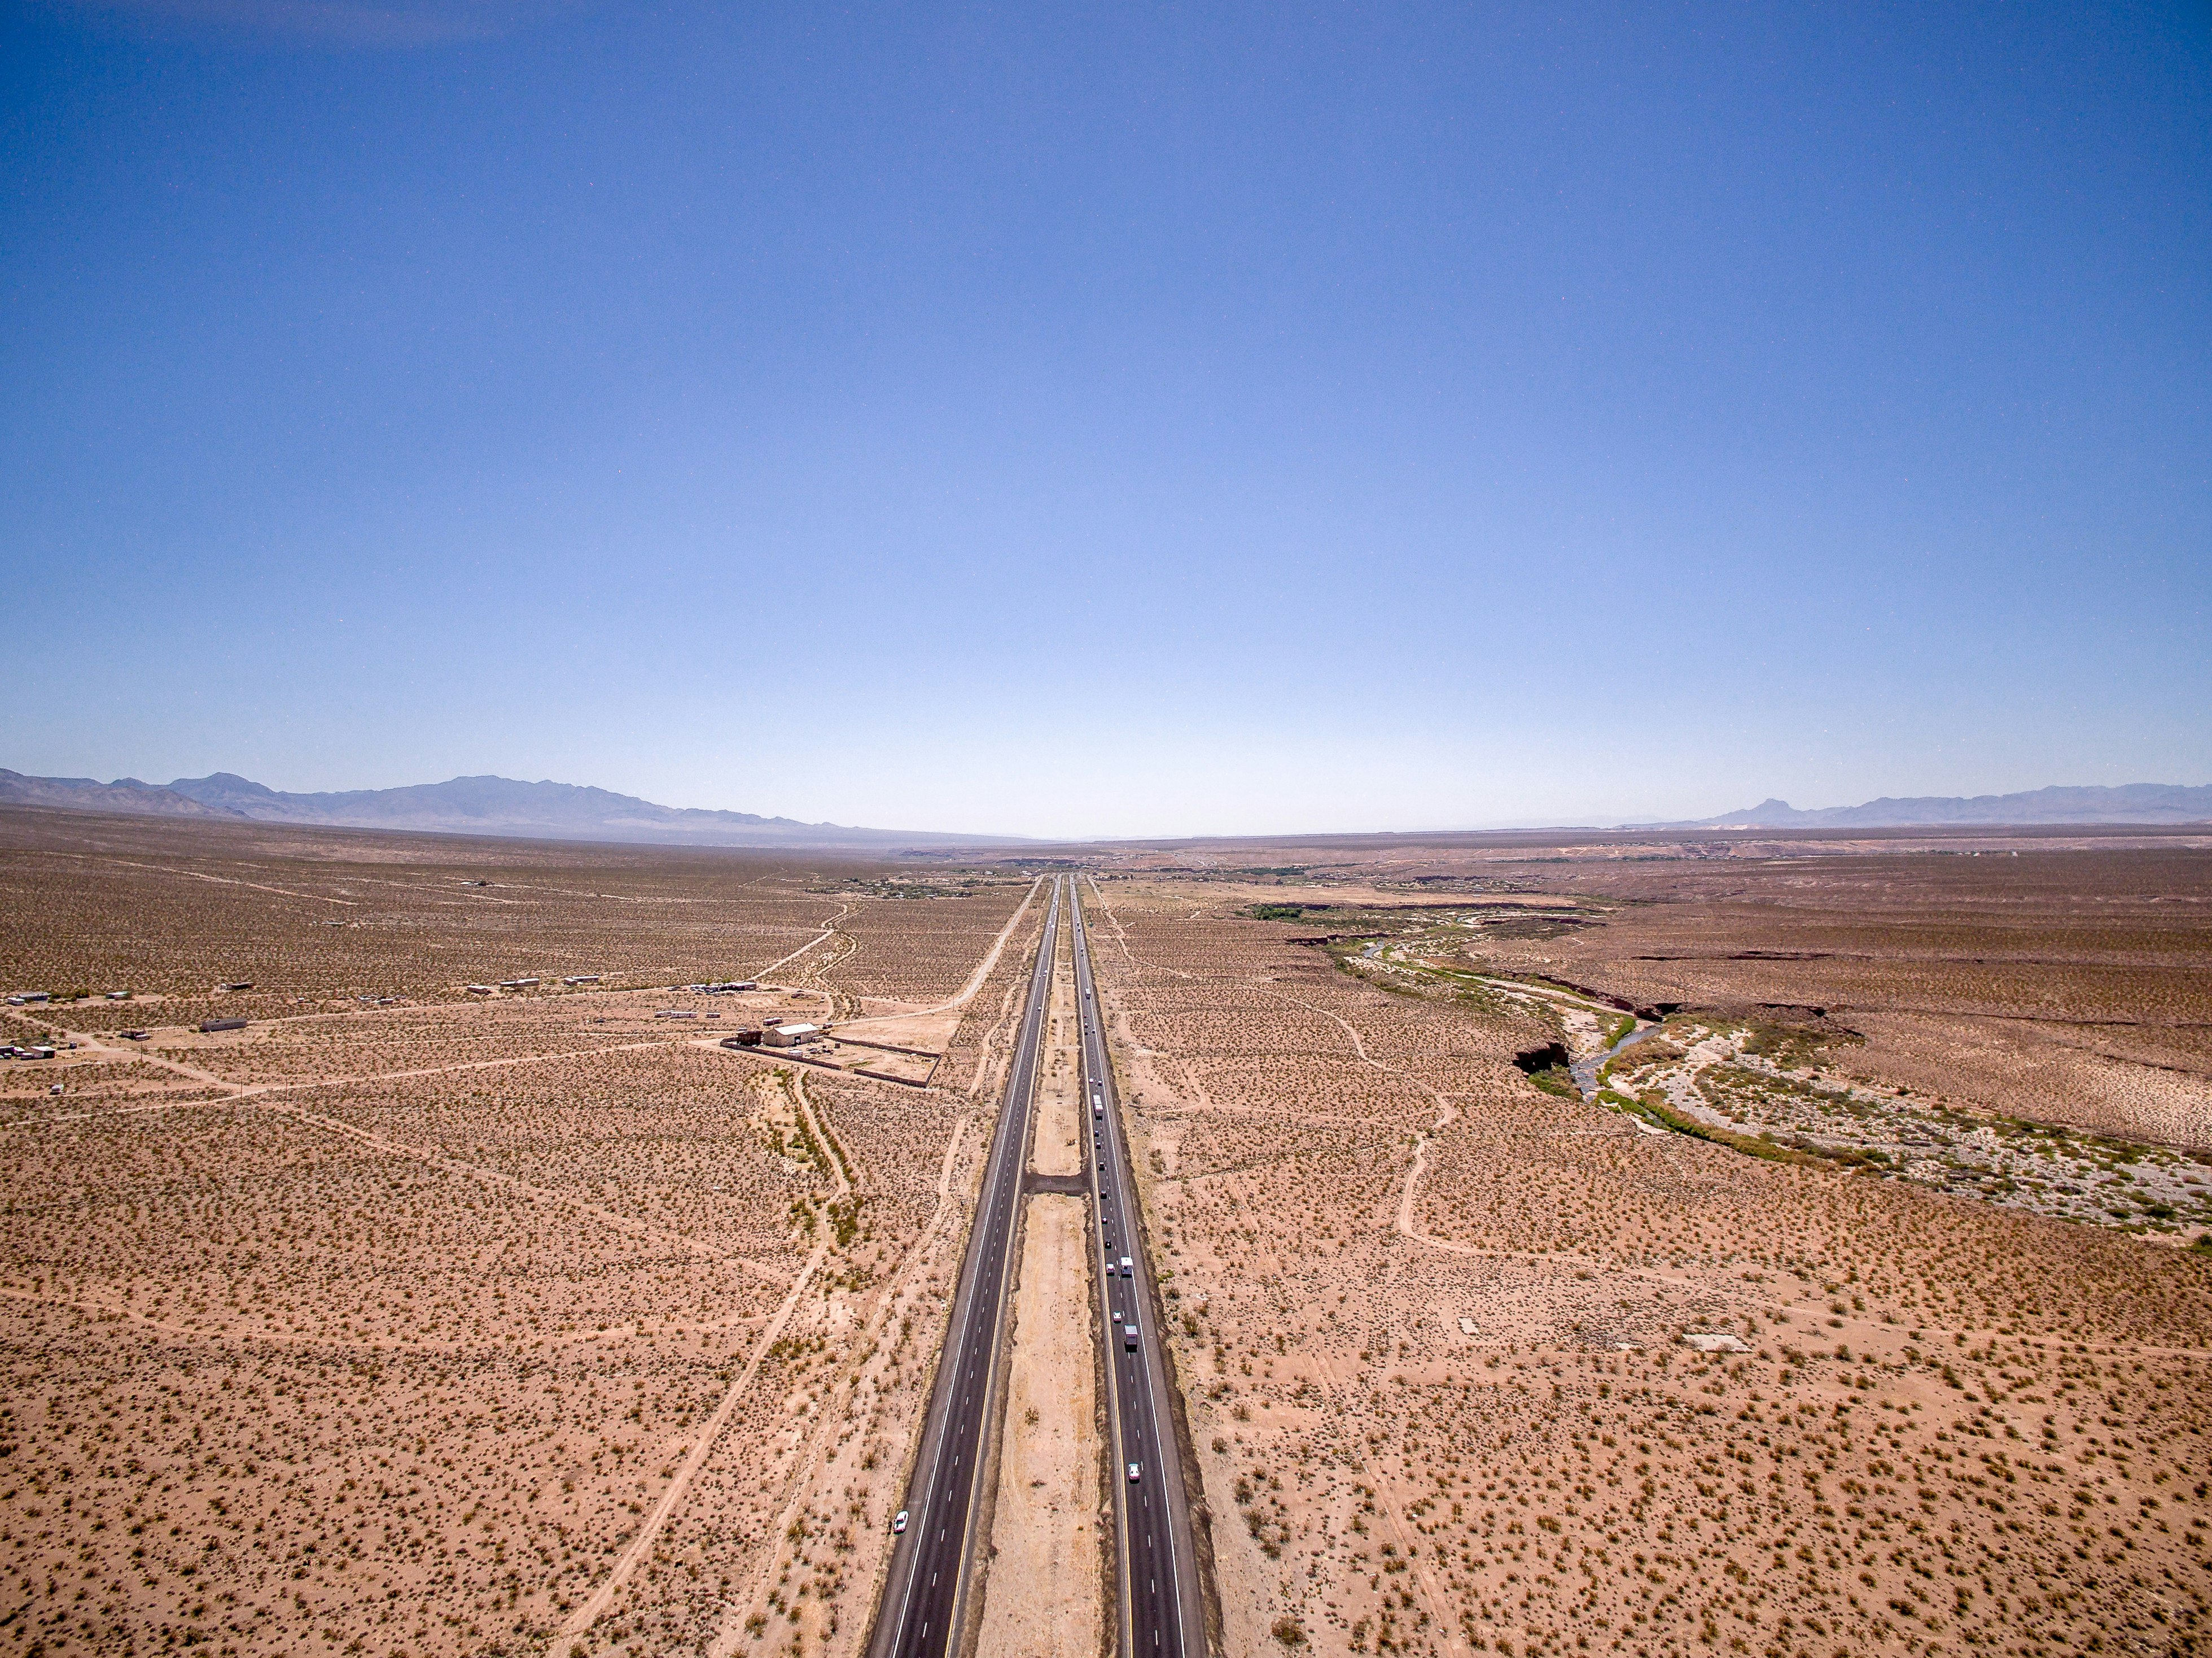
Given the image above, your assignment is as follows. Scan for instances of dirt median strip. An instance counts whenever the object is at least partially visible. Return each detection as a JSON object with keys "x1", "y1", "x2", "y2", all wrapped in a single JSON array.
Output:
[{"x1": 976, "y1": 1193, "x2": 1102, "y2": 1658}]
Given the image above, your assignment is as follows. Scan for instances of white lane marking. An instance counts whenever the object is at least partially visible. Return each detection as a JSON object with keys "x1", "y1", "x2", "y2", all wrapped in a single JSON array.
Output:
[{"x1": 880, "y1": 882, "x2": 1062, "y2": 1655}]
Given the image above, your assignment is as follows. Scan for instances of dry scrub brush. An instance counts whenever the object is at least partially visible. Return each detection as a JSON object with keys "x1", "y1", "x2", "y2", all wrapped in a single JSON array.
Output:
[{"x1": 1082, "y1": 877, "x2": 2212, "y2": 1658}]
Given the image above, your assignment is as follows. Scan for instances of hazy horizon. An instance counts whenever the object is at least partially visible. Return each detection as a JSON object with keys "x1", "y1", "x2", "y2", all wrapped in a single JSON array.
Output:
[
  {"x1": 8, "y1": 762, "x2": 2211, "y2": 844},
  {"x1": 5, "y1": 2, "x2": 2208, "y2": 839}
]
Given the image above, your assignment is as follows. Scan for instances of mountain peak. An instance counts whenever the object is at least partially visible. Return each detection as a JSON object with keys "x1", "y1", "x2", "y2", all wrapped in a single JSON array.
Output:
[
  {"x1": 171, "y1": 772, "x2": 282, "y2": 800},
  {"x1": 1661, "y1": 783, "x2": 2212, "y2": 830}
]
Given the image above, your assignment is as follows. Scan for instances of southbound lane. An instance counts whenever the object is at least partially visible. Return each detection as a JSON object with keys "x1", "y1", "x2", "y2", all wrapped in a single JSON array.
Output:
[
  {"x1": 868, "y1": 876, "x2": 1062, "y2": 1658},
  {"x1": 1073, "y1": 882, "x2": 1205, "y2": 1658}
]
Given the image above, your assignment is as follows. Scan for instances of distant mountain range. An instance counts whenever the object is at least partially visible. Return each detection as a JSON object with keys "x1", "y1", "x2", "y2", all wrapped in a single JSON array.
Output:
[
  {"x1": 0, "y1": 769, "x2": 1018, "y2": 850},
  {"x1": 7, "y1": 768, "x2": 2207, "y2": 846},
  {"x1": 1655, "y1": 783, "x2": 2212, "y2": 830}
]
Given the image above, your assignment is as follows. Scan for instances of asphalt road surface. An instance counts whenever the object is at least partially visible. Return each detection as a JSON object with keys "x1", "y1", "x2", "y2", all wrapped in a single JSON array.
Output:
[
  {"x1": 1074, "y1": 881, "x2": 1206, "y2": 1658},
  {"x1": 868, "y1": 876, "x2": 1062, "y2": 1658}
]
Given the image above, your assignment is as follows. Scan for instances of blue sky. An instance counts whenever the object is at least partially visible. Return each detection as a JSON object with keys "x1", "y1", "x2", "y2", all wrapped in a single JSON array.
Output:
[{"x1": 3, "y1": 1, "x2": 2207, "y2": 838}]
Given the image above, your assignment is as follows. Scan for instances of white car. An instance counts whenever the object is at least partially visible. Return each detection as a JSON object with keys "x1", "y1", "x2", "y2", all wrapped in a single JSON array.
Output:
[
  {"x1": 1128, "y1": 1462, "x2": 1142, "y2": 1482},
  {"x1": 891, "y1": 1511, "x2": 908, "y2": 1534}
]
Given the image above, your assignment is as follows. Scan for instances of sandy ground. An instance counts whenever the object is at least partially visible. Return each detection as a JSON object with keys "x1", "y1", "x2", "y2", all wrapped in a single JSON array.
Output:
[
  {"x1": 0, "y1": 811, "x2": 1047, "y2": 1658},
  {"x1": 1077, "y1": 874, "x2": 2212, "y2": 1658},
  {"x1": 976, "y1": 1195, "x2": 1103, "y2": 1658},
  {"x1": 16, "y1": 811, "x2": 2211, "y2": 1658},
  {"x1": 1031, "y1": 924, "x2": 1085, "y2": 1179},
  {"x1": 687, "y1": 914, "x2": 1054, "y2": 1658},
  {"x1": 826, "y1": 1008, "x2": 966, "y2": 1053},
  {"x1": 1849, "y1": 1009, "x2": 2212, "y2": 1154}
]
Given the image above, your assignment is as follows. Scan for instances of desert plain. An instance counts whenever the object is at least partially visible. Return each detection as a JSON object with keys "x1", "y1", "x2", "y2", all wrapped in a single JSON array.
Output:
[{"x1": 2, "y1": 807, "x2": 2209, "y2": 1658}]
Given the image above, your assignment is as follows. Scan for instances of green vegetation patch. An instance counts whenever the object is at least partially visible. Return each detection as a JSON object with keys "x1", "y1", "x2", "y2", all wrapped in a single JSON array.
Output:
[
  {"x1": 1627, "y1": 1091, "x2": 1832, "y2": 1167},
  {"x1": 1339, "y1": 947, "x2": 1542, "y2": 1022}
]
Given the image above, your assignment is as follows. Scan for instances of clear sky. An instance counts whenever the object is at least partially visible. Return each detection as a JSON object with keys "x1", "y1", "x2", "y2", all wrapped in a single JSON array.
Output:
[{"x1": 3, "y1": 1, "x2": 2207, "y2": 838}]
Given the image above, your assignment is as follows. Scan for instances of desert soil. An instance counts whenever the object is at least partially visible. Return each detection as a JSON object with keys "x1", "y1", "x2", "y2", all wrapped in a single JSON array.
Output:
[
  {"x1": 0, "y1": 807, "x2": 1044, "y2": 1658},
  {"x1": 10, "y1": 807, "x2": 2212, "y2": 1658},
  {"x1": 1031, "y1": 922, "x2": 1085, "y2": 1180},
  {"x1": 1074, "y1": 865, "x2": 2212, "y2": 1658},
  {"x1": 975, "y1": 1195, "x2": 1103, "y2": 1658}
]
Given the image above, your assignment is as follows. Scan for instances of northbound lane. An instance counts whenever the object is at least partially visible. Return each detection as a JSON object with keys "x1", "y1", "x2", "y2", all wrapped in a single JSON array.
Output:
[{"x1": 868, "y1": 877, "x2": 1061, "y2": 1658}]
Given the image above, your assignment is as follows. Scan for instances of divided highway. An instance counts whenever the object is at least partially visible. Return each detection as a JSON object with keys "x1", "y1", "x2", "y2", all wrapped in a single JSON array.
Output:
[
  {"x1": 1074, "y1": 881, "x2": 1206, "y2": 1658},
  {"x1": 866, "y1": 873, "x2": 1203, "y2": 1658},
  {"x1": 868, "y1": 877, "x2": 1062, "y2": 1658}
]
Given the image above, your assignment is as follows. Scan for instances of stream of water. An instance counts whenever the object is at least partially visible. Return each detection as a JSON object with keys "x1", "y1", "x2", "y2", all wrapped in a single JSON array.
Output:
[{"x1": 1571, "y1": 1016, "x2": 1659, "y2": 1101}]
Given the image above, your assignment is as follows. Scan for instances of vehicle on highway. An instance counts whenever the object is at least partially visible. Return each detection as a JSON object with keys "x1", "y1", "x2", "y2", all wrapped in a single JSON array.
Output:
[
  {"x1": 891, "y1": 1510, "x2": 907, "y2": 1535},
  {"x1": 1069, "y1": 884, "x2": 1200, "y2": 1658}
]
